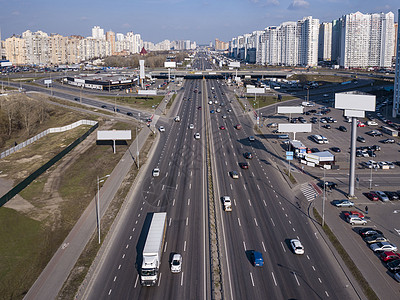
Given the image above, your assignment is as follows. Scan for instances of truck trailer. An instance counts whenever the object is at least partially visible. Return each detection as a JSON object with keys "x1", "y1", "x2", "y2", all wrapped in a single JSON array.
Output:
[{"x1": 140, "y1": 212, "x2": 167, "y2": 286}]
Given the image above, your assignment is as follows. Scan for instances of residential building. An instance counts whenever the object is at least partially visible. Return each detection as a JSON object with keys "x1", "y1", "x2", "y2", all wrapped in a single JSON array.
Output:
[
  {"x1": 331, "y1": 19, "x2": 341, "y2": 63},
  {"x1": 298, "y1": 16, "x2": 320, "y2": 66},
  {"x1": 22, "y1": 30, "x2": 50, "y2": 65},
  {"x1": 92, "y1": 26, "x2": 105, "y2": 40},
  {"x1": 393, "y1": 9, "x2": 400, "y2": 118},
  {"x1": 4, "y1": 36, "x2": 26, "y2": 65},
  {"x1": 215, "y1": 38, "x2": 229, "y2": 51},
  {"x1": 106, "y1": 31, "x2": 116, "y2": 55},
  {"x1": 318, "y1": 22, "x2": 332, "y2": 61}
]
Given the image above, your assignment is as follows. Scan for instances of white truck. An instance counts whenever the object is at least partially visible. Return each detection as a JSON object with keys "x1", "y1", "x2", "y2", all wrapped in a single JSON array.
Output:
[
  {"x1": 222, "y1": 196, "x2": 232, "y2": 211},
  {"x1": 140, "y1": 212, "x2": 167, "y2": 286}
]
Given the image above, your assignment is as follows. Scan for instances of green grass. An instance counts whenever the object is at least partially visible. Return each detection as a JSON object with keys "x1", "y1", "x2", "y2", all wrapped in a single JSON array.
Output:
[
  {"x1": 288, "y1": 74, "x2": 350, "y2": 83},
  {"x1": 0, "y1": 208, "x2": 44, "y2": 299},
  {"x1": 98, "y1": 95, "x2": 164, "y2": 110},
  {"x1": 313, "y1": 208, "x2": 379, "y2": 300},
  {"x1": 166, "y1": 93, "x2": 177, "y2": 111},
  {"x1": 247, "y1": 95, "x2": 297, "y2": 108}
]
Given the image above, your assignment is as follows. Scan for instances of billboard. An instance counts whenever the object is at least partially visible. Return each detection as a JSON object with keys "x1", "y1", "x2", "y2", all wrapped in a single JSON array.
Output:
[
  {"x1": 164, "y1": 62, "x2": 176, "y2": 68},
  {"x1": 97, "y1": 130, "x2": 132, "y2": 140},
  {"x1": 277, "y1": 106, "x2": 304, "y2": 114},
  {"x1": 229, "y1": 62, "x2": 240, "y2": 68},
  {"x1": 335, "y1": 92, "x2": 375, "y2": 112},
  {"x1": 138, "y1": 90, "x2": 157, "y2": 95},
  {"x1": 247, "y1": 88, "x2": 265, "y2": 94},
  {"x1": 278, "y1": 123, "x2": 312, "y2": 133}
]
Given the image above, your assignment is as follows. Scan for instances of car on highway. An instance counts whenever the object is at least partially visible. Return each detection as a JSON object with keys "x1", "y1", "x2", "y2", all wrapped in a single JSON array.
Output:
[
  {"x1": 235, "y1": 124, "x2": 242, "y2": 130},
  {"x1": 370, "y1": 242, "x2": 398, "y2": 253},
  {"x1": 152, "y1": 168, "x2": 160, "y2": 177},
  {"x1": 364, "y1": 235, "x2": 388, "y2": 244},
  {"x1": 332, "y1": 200, "x2": 354, "y2": 207},
  {"x1": 230, "y1": 171, "x2": 239, "y2": 179},
  {"x1": 194, "y1": 133, "x2": 200, "y2": 140},
  {"x1": 323, "y1": 124, "x2": 331, "y2": 129},
  {"x1": 101, "y1": 105, "x2": 107, "y2": 109},
  {"x1": 380, "y1": 251, "x2": 400, "y2": 262},
  {"x1": 347, "y1": 216, "x2": 367, "y2": 225},
  {"x1": 357, "y1": 136, "x2": 366, "y2": 143},
  {"x1": 330, "y1": 147, "x2": 341, "y2": 153},
  {"x1": 219, "y1": 126, "x2": 226, "y2": 130},
  {"x1": 244, "y1": 152, "x2": 253, "y2": 159},
  {"x1": 359, "y1": 228, "x2": 383, "y2": 238},
  {"x1": 170, "y1": 253, "x2": 182, "y2": 273},
  {"x1": 198, "y1": 106, "x2": 202, "y2": 110},
  {"x1": 239, "y1": 162, "x2": 249, "y2": 169},
  {"x1": 74, "y1": 97, "x2": 80, "y2": 101},
  {"x1": 381, "y1": 138, "x2": 395, "y2": 144},
  {"x1": 248, "y1": 136, "x2": 255, "y2": 142},
  {"x1": 250, "y1": 251, "x2": 264, "y2": 267},
  {"x1": 222, "y1": 115, "x2": 227, "y2": 119},
  {"x1": 387, "y1": 260, "x2": 400, "y2": 272},
  {"x1": 290, "y1": 239, "x2": 305, "y2": 255},
  {"x1": 189, "y1": 124, "x2": 194, "y2": 129},
  {"x1": 210, "y1": 110, "x2": 215, "y2": 114},
  {"x1": 376, "y1": 191, "x2": 389, "y2": 202},
  {"x1": 126, "y1": 112, "x2": 133, "y2": 116},
  {"x1": 367, "y1": 121, "x2": 379, "y2": 126},
  {"x1": 366, "y1": 191, "x2": 379, "y2": 201}
]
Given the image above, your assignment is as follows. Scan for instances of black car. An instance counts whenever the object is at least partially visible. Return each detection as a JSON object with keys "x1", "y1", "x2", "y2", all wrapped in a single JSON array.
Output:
[
  {"x1": 244, "y1": 152, "x2": 253, "y2": 159},
  {"x1": 318, "y1": 181, "x2": 337, "y2": 189},
  {"x1": 338, "y1": 126, "x2": 347, "y2": 132},
  {"x1": 127, "y1": 112, "x2": 133, "y2": 116},
  {"x1": 323, "y1": 124, "x2": 331, "y2": 129},
  {"x1": 330, "y1": 147, "x2": 341, "y2": 153},
  {"x1": 311, "y1": 148, "x2": 320, "y2": 153},
  {"x1": 367, "y1": 150, "x2": 376, "y2": 157},
  {"x1": 239, "y1": 162, "x2": 249, "y2": 169},
  {"x1": 381, "y1": 139, "x2": 395, "y2": 144},
  {"x1": 101, "y1": 105, "x2": 107, "y2": 108},
  {"x1": 371, "y1": 145, "x2": 381, "y2": 151},
  {"x1": 387, "y1": 259, "x2": 400, "y2": 272},
  {"x1": 74, "y1": 97, "x2": 80, "y2": 101},
  {"x1": 359, "y1": 228, "x2": 383, "y2": 237},
  {"x1": 384, "y1": 191, "x2": 399, "y2": 200},
  {"x1": 357, "y1": 136, "x2": 366, "y2": 143}
]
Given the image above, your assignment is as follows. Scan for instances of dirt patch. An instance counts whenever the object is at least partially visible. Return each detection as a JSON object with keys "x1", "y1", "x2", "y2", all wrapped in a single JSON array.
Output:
[{"x1": 3, "y1": 195, "x2": 34, "y2": 212}]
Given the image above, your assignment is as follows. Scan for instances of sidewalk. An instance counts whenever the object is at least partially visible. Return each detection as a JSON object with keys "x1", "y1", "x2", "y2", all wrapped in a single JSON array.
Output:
[{"x1": 23, "y1": 86, "x2": 177, "y2": 300}]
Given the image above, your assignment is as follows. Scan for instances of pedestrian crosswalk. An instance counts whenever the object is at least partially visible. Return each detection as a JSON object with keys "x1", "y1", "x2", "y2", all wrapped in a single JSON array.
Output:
[{"x1": 301, "y1": 183, "x2": 320, "y2": 201}]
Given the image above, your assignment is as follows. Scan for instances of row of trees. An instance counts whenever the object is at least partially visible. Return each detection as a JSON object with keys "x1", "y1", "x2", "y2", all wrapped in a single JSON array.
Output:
[
  {"x1": 0, "y1": 94, "x2": 51, "y2": 149},
  {"x1": 103, "y1": 51, "x2": 188, "y2": 68}
]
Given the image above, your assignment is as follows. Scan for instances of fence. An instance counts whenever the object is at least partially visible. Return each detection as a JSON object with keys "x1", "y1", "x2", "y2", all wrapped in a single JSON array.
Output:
[{"x1": 0, "y1": 120, "x2": 98, "y2": 159}]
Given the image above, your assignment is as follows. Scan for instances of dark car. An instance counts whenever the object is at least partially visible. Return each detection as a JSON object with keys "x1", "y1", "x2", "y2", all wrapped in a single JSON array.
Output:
[
  {"x1": 381, "y1": 139, "x2": 395, "y2": 144},
  {"x1": 244, "y1": 152, "x2": 253, "y2": 159},
  {"x1": 311, "y1": 148, "x2": 320, "y2": 153},
  {"x1": 330, "y1": 147, "x2": 341, "y2": 153},
  {"x1": 250, "y1": 251, "x2": 264, "y2": 267},
  {"x1": 74, "y1": 97, "x2": 80, "y2": 101},
  {"x1": 385, "y1": 191, "x2": 399, "y2": 200},
  {"x1": 318, "y1": 181, "x2": 337, "y2": 189},
  {"x1": 323, "y1": 124, "x2": 331, "y2": 129},
  {"x1": 357, "y1": 136, "x2": 366, "y2": 143},
  {"x1": 101, "y1": 105, "x2": 107, "y2": 108},
  {"x1": 387, "y1": 260, "x2": 400, "y2": 272},
  {"x1": 359, "y1": 228, "x2": 383, "y2": 237},
  {"x1": 127, "y1": 112, "x2": 133, "y2": 116},
  {"x1": 371, "y1": 145, "x2": 381, "y2": 151},
  {"x1": 367, "y1": 150, "x2": 376, "y2": 157},
  {"x1": 239, "y1": 162, "x2": 249, "y2": 169},
  {"x1": 338, "y1": 126, "x2": 347, "y2": 132}
]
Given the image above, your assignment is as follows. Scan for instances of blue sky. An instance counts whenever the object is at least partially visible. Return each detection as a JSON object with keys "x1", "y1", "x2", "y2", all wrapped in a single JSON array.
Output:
[{"x1": 0, "y1": 0, "x2": 398, "y2": 44}]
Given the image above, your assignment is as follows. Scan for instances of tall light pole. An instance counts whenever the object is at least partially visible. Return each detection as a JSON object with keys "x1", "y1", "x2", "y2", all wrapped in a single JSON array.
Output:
[
  {"x1": 322, "y1": 167, "x2": 326, "y2": 227},
  {"x1": 96, "y1": 174, "x2": 110, "y2": 244},
  {"x1": 137, "y1": 113, "x2": 140, "y2": 169}
]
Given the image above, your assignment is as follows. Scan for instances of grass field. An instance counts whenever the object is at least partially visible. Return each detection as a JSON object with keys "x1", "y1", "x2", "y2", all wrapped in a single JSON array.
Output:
[
  {"x1": 98, "y1": 95, "x2": 164, "y2": 110},
  {"x1": 246, "y1": 94, "x2": 297, "y2": 109}
]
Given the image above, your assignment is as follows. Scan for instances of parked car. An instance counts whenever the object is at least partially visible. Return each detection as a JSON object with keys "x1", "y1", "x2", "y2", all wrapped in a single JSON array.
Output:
[
  {"x1": 248, "y1": 136, "x2": 255, "y2": 142},
  {"x1": 357, "y1": 136, "x2": 366, "y2": 143},
  {"x1": 381, "y1": 139, "x2": 395, "y2": 144},
  {"x1": 387, "y1": 259, "x2": 400, "y2": 272},
  {"x1": 323, "y1": 124, "x2": 331, "y2": 129},
  {"x1": 364, "y1": 235, "x2": 388, "y2": 244},
  {"x1": 376, "y1": 191, "x2": 389, "y2": 202},
  {"x1": 338, "y1": 125, "x2": 347, "y2": 132},
  {"x1": 311, "y1": 148, "x2": 320, "y2": 153},
  {"x1": 194, "y1": 133, "x2": 200, "y2": 140},
  {"x1": 235, "y1": 124, "x2": 242, "y2": 130},
  {"x1": 170, "y1": 253, "x2": 182, "y2": 273},
  {"x1": 330, "y1": 147, "x2": 341, "y2": 153},
  {"x1": 380, "y1": 251, "x2": 400, "y2": 262},
  {"x1": 332, "y1": 200, "x2": 354, "y2": 207},
  {"x1": 366, "y1": 191, "x2": 379, "y2": 201},
  {"x1": 359, "y1": 228, "x2": 383, "y2": 238},
  {"x1": 370, "y1": 242, "x2": 398, "y2": 252},
  {"x1": 290, "y1": 239, "x2": 305, "y2": 254},
  {"x1": 347, "y1": 216, "x2": 367, "y2": 225},
  {"x1": 343, "y1": 211, "x2": 365, "y2": 219},
  {"x1": 159, "y1": 126, "x2": 165, "y2": 132},
  {"x1": 385, "y1": 191, "x2": 399, "y2": 200}
]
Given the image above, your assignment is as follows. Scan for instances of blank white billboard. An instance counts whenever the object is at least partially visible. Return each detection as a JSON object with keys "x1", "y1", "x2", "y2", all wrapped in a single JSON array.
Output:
[
  {"x1": 335, "y1": 92, "x2": 375, "y2": 112},
  {"x1": 164, "y1": 62, "x2": 176, "y2": 68},
  {"x1": 229, "y1": 62, "x2": 240, "y2": 68},
  {"x1": 278, "y1": 106, "x2": 303, "y2": 114},
  {"x1": 138, "y1": 90, "x2": 157, "y2": 95},
  {"x1": 97, "y1": 130, "x2": 132, "y2": 140},
  {"x1": 247, "y1": 88, "x2": 265, "y2": 94},
  {"x1": 278, "y1": 123, "x2": 312, "y2": 133}
]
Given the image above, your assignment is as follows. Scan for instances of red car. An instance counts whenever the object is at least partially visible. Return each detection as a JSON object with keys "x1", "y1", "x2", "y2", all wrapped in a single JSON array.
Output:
[
  {"x1": 235, "y1": 124, "x2": 242, "y2": 130},
  {"x1": 239, "y1": 162, "x2": 249, "y2": 169},
  {"x1": 220, "y1": 126, "x2": 225, "y2": 130},
  {"x1": 343, "y1": 211, "x2": 365, "y2": 219},
  {"x1": 380, "y1": 251, "x2": 400, "y2": 262},
  {"x1": 357, "y1": 122, "x2": 366, "y2": 127},
  {"x1": 366, "y1": 191, "x2": 379, "y2": 201}
]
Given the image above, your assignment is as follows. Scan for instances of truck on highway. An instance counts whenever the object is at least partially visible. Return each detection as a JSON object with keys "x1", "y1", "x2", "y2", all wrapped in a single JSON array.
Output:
[{"x1": 140, "y1": 212, "x2": 167, "y2": 286}]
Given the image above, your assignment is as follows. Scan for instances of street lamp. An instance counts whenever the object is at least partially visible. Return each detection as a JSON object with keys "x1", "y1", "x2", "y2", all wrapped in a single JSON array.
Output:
[
  {"x1": 322, "y1": 167, "x2": 326, "y2": 227},
  {"x1": 96, "y1": 174, "x2": 110, "y2": 244}
]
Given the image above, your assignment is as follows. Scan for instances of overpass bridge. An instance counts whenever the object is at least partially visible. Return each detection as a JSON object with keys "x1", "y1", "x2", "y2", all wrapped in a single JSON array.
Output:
[{"x1": 150, "y1": 70, "x2": 291, "y2": 80}]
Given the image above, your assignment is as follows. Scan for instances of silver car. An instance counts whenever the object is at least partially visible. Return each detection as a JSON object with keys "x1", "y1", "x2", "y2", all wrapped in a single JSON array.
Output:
[
  {"x1": 370, "y1": 242, "x2": 398, "y2": 252},
  {"x1": 376, "y1": 191, "x2": 389, "y2": 202}
]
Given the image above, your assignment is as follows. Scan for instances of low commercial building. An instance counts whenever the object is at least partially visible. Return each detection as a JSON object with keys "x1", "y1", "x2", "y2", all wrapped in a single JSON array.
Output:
[{"x1": 64, "y1": 73, "x2": 138, "y2": 91}]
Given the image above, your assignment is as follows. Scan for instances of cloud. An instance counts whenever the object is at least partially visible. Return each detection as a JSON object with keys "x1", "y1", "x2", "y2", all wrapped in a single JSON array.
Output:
[
  {"x1": 288, "y1": 0, "x2": 309, "y2": 10},
  {"x1": 267, "y1": 0, "x2": 279, "y2": 5},
  {"x1": 11, "y1": 11, "x2": 20, "y2": 16}
]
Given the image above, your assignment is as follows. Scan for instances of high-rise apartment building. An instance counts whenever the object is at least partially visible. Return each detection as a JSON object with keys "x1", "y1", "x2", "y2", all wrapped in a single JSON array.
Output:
[
  {"x1": 318, "y1": 22, "x2": 332, "y2": 61},
  {"x1": 395, "y1": 22, "x2": 398, "y2": 58},
  {"x1": 215, "y1": 38, "x2": 229, "y2": 51},
  {"x1": 22, "y1": 30, "x2": 50, "y2": 65},
  {"x1": 393, "y1": 9, "x2": 400, "y2": 118},
  {"x1": 4, "y1": 36, "x2": 26, "y2": 65},
  {"x1": 92, "y1": 26, "x2": 105, "y2": 40},
  {"x1": 339, "y1": 11, "x2": 394, "y2": 68},
  {"x1": 298, "y1": 16, "x2": 320, "y2": 66},
  {"x1": 106, "y1": 31, "x2": 115, "y2": 55}
]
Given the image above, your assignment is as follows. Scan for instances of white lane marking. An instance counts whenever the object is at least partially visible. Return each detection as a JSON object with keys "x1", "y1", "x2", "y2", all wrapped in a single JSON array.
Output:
[
  {"x1": 173, "y1": 199, "x2": 175, "y2": 206},
  {"x1": 157, "y1": 200, "x2": 160, "y2": 207},
  {"x1": 234, "y1": 199, "x2": 237, "y2": 206},
  {"x1": 270, "y1": 218, "x2": 275, "y2": 227},
  {"x1": 184, "y1": 241, "x2": 187, "y2": 251},
  {"x1": 254, "y1": 218, "x2": 258, "y2": 227},
  {"x1": 307, "y1": 255, "x2": 310, "y2": 260},
  {"x1": 126, "y1": 244, "x2": 129, "y2": 249},
  {"x1": 244, "y1": 185, "x2": 247, "y2": 190},
  {"x1": 230, "y1": 184, "x2": 233, "y2": 190},
  {"x1": 113, "y1": 276, "x2": 117, "y2": 282},
  {"x1": 243, "y1": 241, "x2": 247, "y2": 251},
  {"x1": 250, "y1": 272, "x2": 255, "y2": 287},
  {"x1": 325, "y1": 291, "x2": 329, "y2": 297},
  {"x1": 169, "y1": 218, "x2": 172, "y2": 226},
  {"x1": 176, "y1": 184, "x2": 179, "y2": 190},
  {"x1": 134, "y1": 274, "x2": 139, "y2": 288},
  {"x1": 263, "y1": 200, "x2": 267, "y2": 206},
  {"x1": 186, "y1": 217, "x2": 189, "y2": 226},
  {"x1": 188, "y1": 198, "x2": 191, "y2": 206},
  {"x1": 169, "y1": 161, "x2": 171, "y2": 166},
  {"x1": 189, "y1": 183, "x2": 192, "y2": 189},
  {"x1": 108, "y1": 289, "x2": 112, "y2": 295},
  {"x1": 166, "y1": 172, "x2": 168, "y2": 177},
  {"x1": 318, "y1": 278, "x2": 322, "y2": 283},
  {"x1": 164, "y1": 242, "x2": 168, "y2": 252},
  {"x1": 181, "y1": 272, "x2": 184, "y2": 286},
  {"x1": 225, "y1": 161, "x2": 227, "y2": 166},
  {"x1": 312, "y1": 266, "x2": 316, "y2": 271},
  {"x1": 293, "y1": 272, "x2": 300, "y2": 286},
  {"x1": 288, "y1": 220, "x2": 291, "y2": 224},
  {"x1": 272, "y1": 272, "x2": 277, "y2": 286},
  {"x1": 281, "y1": 242, "x2": 286, "y2": 252},
  {"x1": 257, "y1": 184, "x2": 260, "y2": 191},
  {"x1": 314, "y1": 232, "x2": 319, "y2": 239},
  {"x1": 252, "y1": 172, "x2": 255, "y2": 176},
  {"x1": 238, "y1": 218, "x2": 241, "y2": 227},
  {"x1": 158, "y1": 273, "x2": 162, "y2": 286},
  {"x1": 248, "y1": 199, "x2": 252, "y2": 206},
  {"x1": 118, "y1": 264, "x2": 122, "y2": 270},
  {"x1": 292, "y1": 228, "x2": 296, "y2": 232},
  {"x1": 262, "y1": 241, "x2": 266, "y2": 252},
  {"x1": 122, "y1": 254, "x2": 125, "y2": 259}
]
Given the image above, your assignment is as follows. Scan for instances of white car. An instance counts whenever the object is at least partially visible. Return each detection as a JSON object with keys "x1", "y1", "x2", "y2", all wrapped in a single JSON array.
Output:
[
  {"x1": 370, "y1": 242, "x2": 398, "y2": 252},
  {"x1": 189, "y1": 124, "x2": 194, "y2": 129},
  {"x1": 347, "y1": 216, "x2": 367, "y2": 225},
  {"x1": 159, "y1": 126, "x2": 165, "y2": 132},
  {"x1": 194, "y1": 133, "x2": 200, "y2": 140},
  {"x1": 152, "y1": 168, "x2": 160, "y2": 177},
  {"x1": 248, "y1": 136, "x2": 255, "y2": 142},
  {"x1": 170, "y1": 253, "x2": 182, "y2": 273},
  {"x1": 208, "y1": 101, "x2": 213, "y2": 105},
  {"x1": 290, "y1": 239, "x2": 304, "y2": 255}
]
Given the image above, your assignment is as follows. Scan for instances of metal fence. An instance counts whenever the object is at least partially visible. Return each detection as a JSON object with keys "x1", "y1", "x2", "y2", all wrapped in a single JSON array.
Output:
[{"x1": 0, "y1": 120, "x2": 98, "y2": 159}]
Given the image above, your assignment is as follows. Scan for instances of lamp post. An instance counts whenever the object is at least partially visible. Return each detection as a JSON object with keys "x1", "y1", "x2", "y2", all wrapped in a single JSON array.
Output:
[
  {"x1": 322, "y1": 167, "x2": 326, "y2": 227},
  {"x1": 137, "y1": 113, "x2": 140, "y2": 169},
  {"x1": 96, "y1": 174, "x2": 110, "y2": 244}
]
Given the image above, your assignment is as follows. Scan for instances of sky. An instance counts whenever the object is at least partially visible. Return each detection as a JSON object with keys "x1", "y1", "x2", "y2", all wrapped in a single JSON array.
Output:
[{"x1": 0, "y1": 0, "x2": 398, "y2": 44}]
